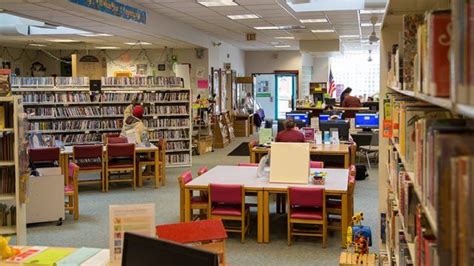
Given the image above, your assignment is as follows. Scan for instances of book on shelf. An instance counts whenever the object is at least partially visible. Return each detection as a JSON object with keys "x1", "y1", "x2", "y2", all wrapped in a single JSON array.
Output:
[
  {"x1": 101, "y1": 76, "x2": 184, "y2": 87},
  {"x1": 0, "y1": 69, "x2": 11, "y2": 95},
  {"x1": 402, "y1": 14, "x2": 425, "y2": 92}
]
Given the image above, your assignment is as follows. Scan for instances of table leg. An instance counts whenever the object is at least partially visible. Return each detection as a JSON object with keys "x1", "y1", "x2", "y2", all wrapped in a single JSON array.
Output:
[
  {"x1": 257, "y1": 190, "x2": 264, "y2": 243},
  {"x1": 341, "y1": 193, "x2": 349, "y2": 248},
  {"x1": 61, "y1": 154, "x2": 69, "y2": 186},
  {"x1": 263, "y1": 191, "x2": 270, "y2": 243},
  {"x1": 184, "y1": 188, "x2": 191, "y2": 222},
  {"x1": 344, "y1": 153, "x2": 350, "y2": 168},
  {"x1": 154, "y1": 151, "x2": 160, "y2": 189},
  {"x1": 250, "y1": 150, "x2": 256, "y2": 163}
]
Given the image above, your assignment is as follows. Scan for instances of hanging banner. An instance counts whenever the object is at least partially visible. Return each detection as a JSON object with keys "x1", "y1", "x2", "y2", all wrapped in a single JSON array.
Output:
[{"x1": 69, "y1": 0, "x2": 147, "y2": 24}]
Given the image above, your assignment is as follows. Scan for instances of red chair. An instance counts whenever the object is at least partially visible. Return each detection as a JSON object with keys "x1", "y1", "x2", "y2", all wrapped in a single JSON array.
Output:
[
  {"x1": 29, "y1": 147, "x2": 60, "y2": 168},
  {"x1": 107, "y1": 136, "x2": 128, "y2": 144},
  {"x1": 287, "y1": 187, "x2": 327, "y2": 247},
  {"x1": 73, "y1": 145, "x2": 104, "y2": 191},
  {"x1": 309, "y1": 161, "x2": 324, "y2": 168},
  {"x1": 105, "y1": 143, "x2": 136, "y2": 191},
  {"x1": 197, "y1": 166, "x2": 209, "y2": 176},
  {"x1": 238, "y1": 163, "x2": 258, "y2": 167},
  {"x1": 65, "y1": 162, "x2": 79, "y2": 220},
  {"x1": 178, "y1": 171, "x2": 208, "y2": 222},
  {"x1": 327, "y1": 166, "x2": 356, "y2": 230},
  {"x1": 208, "y1": 184, "x2": 249, "y2": 243}
]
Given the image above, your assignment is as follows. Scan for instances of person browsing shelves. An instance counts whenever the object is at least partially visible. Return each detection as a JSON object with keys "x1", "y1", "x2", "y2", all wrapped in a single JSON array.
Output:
[
  {"x1": 275, "y1": 119, "x2": 305, "y2": 143},
  {"x1": 123, "y1": 98, "x2": 138, "y2": 121},
  {"x1": 121, "y1": 105, "x2": 149, "y2": 144}
]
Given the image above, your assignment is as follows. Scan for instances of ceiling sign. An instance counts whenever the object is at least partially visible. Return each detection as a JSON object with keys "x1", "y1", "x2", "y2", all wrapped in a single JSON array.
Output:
[
  {"x1": 246, "y1": 33, "x2": 256, "y2": 41},
  {"x1": 69, "y1": 0, "x2": 146, "y2": 24}
]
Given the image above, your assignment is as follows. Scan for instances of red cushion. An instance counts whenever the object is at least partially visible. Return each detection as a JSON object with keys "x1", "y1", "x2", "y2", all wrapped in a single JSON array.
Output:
[
  {"x1": 108, "y1": 163, "x2": 134, "y2": 168},
  {"x1": 191, "y1": 196, "x2": 207, "y2": 204},
  {"x1": 77, "y1": 162, "x2": 102, "y2": 170},
  {"x1": 211, "y1": 205, "x2": 245, "y2": 216},
  {"x1": 290, "y1": 207, "x2": 323, "y2": 220},
  {"x1": 327, "y1": 199, "x2": 342, "y2": 208},
  {"x1": 64, "y1": 185, "x2": 74, "y2": 193}
]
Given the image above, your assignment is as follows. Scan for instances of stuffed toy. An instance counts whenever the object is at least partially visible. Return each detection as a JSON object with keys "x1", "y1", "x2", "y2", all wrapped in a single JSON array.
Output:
[{"x1": 0, "y1": 236, "x2": 20, "y2": 259}]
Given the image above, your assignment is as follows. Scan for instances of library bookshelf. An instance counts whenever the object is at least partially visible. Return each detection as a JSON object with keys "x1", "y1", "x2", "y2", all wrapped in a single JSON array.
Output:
[
  {"x1": 0, "y1": 96, "x2": 27, "y2": 245},
  {"x1": 379, "y1": 0, "x2": 474, "y2": 265},
  {"x1": 12, "y1": 77, "x2": 192, "y2": 167}
]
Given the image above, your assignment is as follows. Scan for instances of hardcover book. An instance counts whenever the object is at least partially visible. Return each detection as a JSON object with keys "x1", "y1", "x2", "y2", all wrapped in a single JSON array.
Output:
[
  {"x1": 428, "y1": 10, "x2": 451, "y2": 97},
  {"x1": 402, "y1": 14, "x2": 425, "y2": 91}
]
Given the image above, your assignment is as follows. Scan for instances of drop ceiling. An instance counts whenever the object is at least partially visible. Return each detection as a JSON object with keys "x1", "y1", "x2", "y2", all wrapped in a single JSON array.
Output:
[{"x1": 0, "y1": 0, "x2": 385, "y2": 52}]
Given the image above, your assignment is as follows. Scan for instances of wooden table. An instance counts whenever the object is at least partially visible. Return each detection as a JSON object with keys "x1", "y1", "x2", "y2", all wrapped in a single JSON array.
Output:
[
  {"x1": 184, "y1": 165, "x2": 350, "y2": 247},
  {"x1": 156, "y1": 219, "x2": 228, "y2": 264},
  {"x1": 250, "y1": 144, "x2": 351, "y2": 168},
  {"x1": 60, "y1": 144, "x2": 161, "y2": 188}
]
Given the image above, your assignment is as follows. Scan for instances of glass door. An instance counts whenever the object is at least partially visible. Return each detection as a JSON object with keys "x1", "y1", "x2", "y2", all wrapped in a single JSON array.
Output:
[
  {"x1": 276, "y1": 74, "x2": 296, "y2": 119},
  {"x1": 254, "y1": 74, "x2": 276, "y2": 120}
]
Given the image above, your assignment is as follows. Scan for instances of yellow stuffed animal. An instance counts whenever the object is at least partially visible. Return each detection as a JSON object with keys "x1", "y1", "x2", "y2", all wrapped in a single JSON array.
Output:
[
  {"x1": 0, "y1": 236, "x2": 20, "y2": 259},
  {"x1": 352, "y1": 212, "x2": 364, "y2": 226}
]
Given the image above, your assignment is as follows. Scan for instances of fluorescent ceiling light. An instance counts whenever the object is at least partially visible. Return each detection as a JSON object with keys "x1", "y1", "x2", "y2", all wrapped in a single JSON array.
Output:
[
  {"x1": 48, "y1": 39, "x2": 77, "y2": 42},
  {"x1": 254, "y1": 26, "x2": 279, "y2": 30},
  {"x1": 255, "y1": 25, "x2": 304, "y2": 30},
  {"x1": 274, "y1": 45, "x2": 290, "y2": 48},
  {"x1": 299, "y1": 18, "x2": 327, "y2": 23},
  {"x1": 311, "y1": 29, "x2": 335, "y2": 33},
  {"x1": 124, "y1": 41, "x2": 152, "y2": 45},
  {"x1": 197, "y1": 0, "x2": 237, "y2": 7},
  {"x1": 79, "y1": 33, "x2": 113, "y2": 37},
  {"x1": 275, "y1": 36, "x2": 295, "y2": 39},
  {"x1": 227, "y1": 14, "x2": 259, "y2": 20},
  {"x1": 361, "y1": 23, "x2": 381, "y2": 27},
  {"x1": 95, "y1": 46, "x2": 119, "y2": 49},
  {"x1": 340, "y1": 35, "x2": 359, "y2": 38},
  {"x1": 360, "y1": 9, "x2": 385, "y2": 14},
  {"x1": 29, "y1": 43, "x2": 46, "y2": 47}
]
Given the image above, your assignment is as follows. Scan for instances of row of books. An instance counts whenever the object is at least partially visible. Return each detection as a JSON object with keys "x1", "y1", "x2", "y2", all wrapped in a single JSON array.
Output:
[
  {"x1": 384, "y1": 93, "x2": 474, "y2": 265},
  {"x1": 63, "y1": 134, "x2": 102, "y2": 145},
  {"x1": 166, "y1": 141, "x2": 189, "y2": 151},
  {"x1": 0, "y1": 168, "x2": 15, "y2": 194},
  {"x1": 12, "y1": 77, "x2": 89, "y2": 87},
  {"x1": 0, "y1": 101, "x2": 14, "y2": 129},
  {"x1": 29, "y1": 121, "x2": 101, "y2": 131},
  {"x1": 21, "y1": 92, "x2": 92, "y2": 103},
  {"x1": 166, "y1": 153, "x2": 190, "y2": 165},
  {"x1": 0, "y1": 134, "x2": 14, "y2": 161},
  {"x1": 0, "y1": 70, "x2": 10, "y2": 95},
  {"x1": 144, "y1": 118, "x2": 189, "y2": 128},
  {"x1": 144, "y1": 105, "x2": 188, "y2": 115},
  {"x1": 101, "y1": 76, "x2": 183, "y2": 87},
  {"x1": 149, "y1": 130, "x2": 189, "y2": 140},
  {"x1": 100, "y1": 92, "x2": 189, "y2": 102},
  {"x1": 0, "y1": 204, "x2": 16, "y2": 227}
]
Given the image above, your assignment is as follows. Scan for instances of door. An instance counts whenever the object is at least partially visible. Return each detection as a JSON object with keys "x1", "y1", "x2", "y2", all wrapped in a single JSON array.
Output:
[
  {"x1": 276, "y1": 74, "x2": 296, "y2": 119},
  {"x1": 254, "y1": 74, "x2": 276, "y2": 120}
]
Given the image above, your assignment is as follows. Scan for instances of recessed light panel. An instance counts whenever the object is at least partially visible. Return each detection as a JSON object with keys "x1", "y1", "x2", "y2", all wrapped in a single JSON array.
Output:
[
  {"x1": 360, "y1": 9, "x2": 385, "y2": 14},
  {"x1": 29, "y1": 43, "x2": 47, "y2": 47},
  {"x1": 340, "y1": 35, "x2": 359, "y2": 38},
  {"x1": 361, "y1": 23, "x2": 381, "y2": 27},
  {"x1": 124, "y1": 42, "x2": 152, "y2": 45},
  {"x1": 311, "y1": 29, "x2": 335, "y2": 33},
  {"x1": 299, "y1": 18, "x2": 327, "y2": 23},
  {"x1": 274, "y1": 45, "x2": 290, "y2": 48},
  {"x1": 95, "y1": 46, "x2": 119, "y2": 49},
  {"x1": 275, "y1": 36, "x2": 295, "y2": 39},
  {"x1": 197, "y1": 0, "x2": 237, "y2": 7},
  {"x1": 227, "y1": 14, "x2": 259, "y2": 20},
  {"x1": 48, "y1": 39, "x2": 77, "y2": 43}
]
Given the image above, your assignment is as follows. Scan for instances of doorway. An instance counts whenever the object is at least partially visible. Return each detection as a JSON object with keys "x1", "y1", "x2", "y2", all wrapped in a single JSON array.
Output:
[{"x1": 253, "y1": 73, "x2": 297, "y2": 120}]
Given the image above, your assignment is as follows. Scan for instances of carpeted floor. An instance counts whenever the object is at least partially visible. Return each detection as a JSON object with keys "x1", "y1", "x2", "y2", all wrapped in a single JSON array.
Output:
[{"x1": 25, "y1": 136, "x2": 379, "y2": 266}]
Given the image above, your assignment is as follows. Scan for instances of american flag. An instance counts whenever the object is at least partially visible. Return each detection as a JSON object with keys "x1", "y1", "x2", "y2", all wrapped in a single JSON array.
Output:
[{"x1": 328, "y1": 69, "x2": 336, "y2": 98}]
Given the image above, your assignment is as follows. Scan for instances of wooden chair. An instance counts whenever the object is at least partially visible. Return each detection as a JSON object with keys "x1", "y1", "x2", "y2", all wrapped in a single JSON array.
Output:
[
  {"x1": 238, "y1": 163, "x2": 258, "y2": 167},
  {"x1": 197, "y1": 166, "x2": 209, "y2": 176},
  {"x1": 309, "y1": 161, "x2": 324, "y2": 168},
  {"x1": 178, "y1": 171, "x2": 208, "y2": 222},
  {"x1": 105, "y1": 143, "x2": 136, "y2": 191},
  {"x1": 106, "y1": 136, "x2": 128, "y2": 144},
  {"x1": 208, "y1": 183, "x2": 249, "y2": 243},
  {"x1": 248, "y1": 140, "x2": 258, "y2": 162},
  {"x1": 73, "y1": 144, "x2": 104, "y2": 191},
  {"x1": 287, "y1": 187, "x2": 327, "y2": 247},
  {"x1": 65, "y1": 162, "x2": 79, "y2": 220},
  {"x1": 29, "y1": 147, "x2": 60, "y2": 168},
  {"x1": 327, "y1": 165, "x2": 356, "y2": 230},
  {"x1": 137, "y1": 152, "x2": 159, "y2": 188},
  {"x1": 157, "y1": 138, "x2": 167, "y2": 186}
]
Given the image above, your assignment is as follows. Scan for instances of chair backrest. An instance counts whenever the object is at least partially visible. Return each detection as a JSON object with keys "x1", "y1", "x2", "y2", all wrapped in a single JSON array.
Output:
[
  {"x1": 73, "y1": 145, "x2": 102, "y2": 160},
  {"x1": 197, "y1": 167, "x2": 209, "y2": 176},
  {"x1": 68, "y1": 162, "x2": 80, "y2": 190},
  {"x1": 107, "y1": 137, "x2": 128, "y2": 144},
  {"x1": 349, "y1": 165, "x2": 356, "y2": 176},
  {"x1": 238, "y1": 163, "x2": 258, "y2": 167},
  {"x1": 248, "y1": 140, "x2": 258, "y2": 151},
  {"x1": 309, "y1": 161, "x2": 324, "y2": 168},
  {"x1": 209, "y1": 184, "x2": 242, "y2": 205},
  {"x1": 288, "y1": 187, "x2": 325, "y2": 208},
  {"x1": 107, "y1": 143, "x2": 135, "y2": 159},
  {"x1": 29, "y1": 147, "x2": 60, "y2": 163},
  {"x1": 178, "y1": 171, "x2": 193, "y2": 190}
]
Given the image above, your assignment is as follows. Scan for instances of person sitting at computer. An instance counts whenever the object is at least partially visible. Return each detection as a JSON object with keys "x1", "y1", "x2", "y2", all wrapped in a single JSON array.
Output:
[
  {"x1": 275, "y1": 119, "x2": 305, "y2": 143},
  {"x1": 341, "y1": 89, "x2": 362, "y2": 108},
  {"x1": 121, "y1": 105, "x2": 149, "y2": 144}
]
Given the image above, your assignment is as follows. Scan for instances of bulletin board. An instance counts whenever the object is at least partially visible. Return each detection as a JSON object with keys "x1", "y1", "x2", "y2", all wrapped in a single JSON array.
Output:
[{"x1": 269, "y1": 142, "x2": 310, "y2": 184}]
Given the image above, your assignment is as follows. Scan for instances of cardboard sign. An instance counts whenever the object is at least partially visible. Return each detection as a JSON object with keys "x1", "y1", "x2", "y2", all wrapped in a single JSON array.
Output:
[{"x1": 269, "y1": 143, "x2": 310, "y2": 184}]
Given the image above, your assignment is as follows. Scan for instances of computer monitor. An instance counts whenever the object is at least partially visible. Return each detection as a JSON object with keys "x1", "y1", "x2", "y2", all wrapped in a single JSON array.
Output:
[
  {"x1": 324, "y1": 98, "x2": 336, "y2": 107},
  {"x1": 122, "y1": 232, "x2": 219, "y2": 266},
  {"x1": 319, "y1": 113, "x2": 342, "y2": 122},
  {"x1": 286, "y1": 112, "x2": 310, "y2": 126},
  {"x1": 355, "y1": 112, "x2": 379, "y2": 131},
  {"x1": 319, "y1": 120, "x2": 350, "y2": 141},
  {"x1": 362, "y1": 101, "x2": 379, "y2": 111}
]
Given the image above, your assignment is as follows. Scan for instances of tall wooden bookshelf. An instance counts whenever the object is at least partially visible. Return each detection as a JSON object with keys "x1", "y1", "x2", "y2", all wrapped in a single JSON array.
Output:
[
  {"x1": 379, "y1": 0, "x2": 474, "y2": 265},
  {"x1": 12, "y1": 76, "x2": 192, "y2": 167},
  {"x1": 0, "y1": 96, "x2": 27, "y2": 244}
]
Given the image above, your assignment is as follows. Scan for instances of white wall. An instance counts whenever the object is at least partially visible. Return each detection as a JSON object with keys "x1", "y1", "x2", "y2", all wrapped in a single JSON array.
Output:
[
  {"x1": 208, "y1": 41, "x2": 245, "y2": 76},
  {"x1": 313, "y1": 57, "x2": 329, "y2": 82}
]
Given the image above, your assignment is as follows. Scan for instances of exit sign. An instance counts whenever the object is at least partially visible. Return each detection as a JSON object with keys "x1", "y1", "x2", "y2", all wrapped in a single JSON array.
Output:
[{"x1": 247, "y1": 33, "x2": 256, "y2": 41}]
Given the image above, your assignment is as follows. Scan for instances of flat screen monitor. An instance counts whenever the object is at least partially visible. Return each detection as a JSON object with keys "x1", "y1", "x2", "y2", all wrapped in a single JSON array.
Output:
[
  {"x1": 324, "y1": 98, "x2": 336, "y2": 106},
  {"x1": 122, "y1": 232, "x2": 219, "y2": 266},
  {"x1": 362, "y1": 101, "x2": 379, "y2": 111},
  {"x1": 355, "y1": 112, "x2": 379, "y2": 130},
  {"x1": 319, "y1": 113, "x2": 342, "y2": 122},
  {"x1": 286, "y1": 112, "x2": 310, "y2": 126},
  {"x1": 319, "y1": 120, "x2": 350, "y2": 141}
]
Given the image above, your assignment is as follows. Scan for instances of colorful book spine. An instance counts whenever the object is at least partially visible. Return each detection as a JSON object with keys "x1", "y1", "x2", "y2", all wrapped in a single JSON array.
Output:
[{"x1": 428, "y1": 10, "x2": 451, "y2": 97}]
